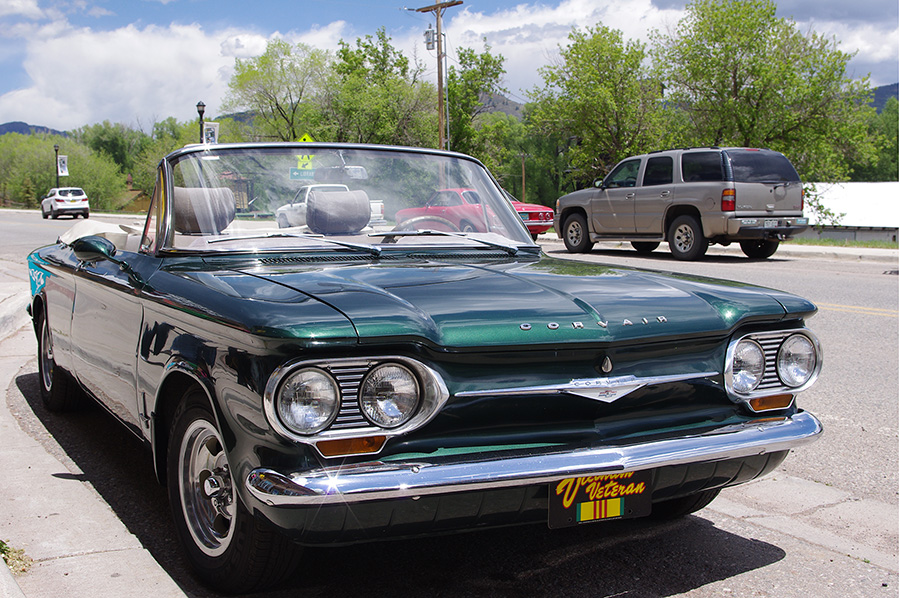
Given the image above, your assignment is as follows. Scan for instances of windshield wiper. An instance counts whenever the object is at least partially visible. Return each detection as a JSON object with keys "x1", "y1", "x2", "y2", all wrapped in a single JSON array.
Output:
[
  {"x1": 370, "y1": 229, "x2": 520, "y2": 255},
  {"x1": 206, "y1": 232, "x2": 382, "y2": 256}
]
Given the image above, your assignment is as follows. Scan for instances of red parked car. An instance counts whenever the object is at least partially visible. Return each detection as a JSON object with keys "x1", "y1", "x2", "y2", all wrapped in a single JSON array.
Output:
[{"x1": 395, "y1": 188, "x2": 554, "y2": 240}]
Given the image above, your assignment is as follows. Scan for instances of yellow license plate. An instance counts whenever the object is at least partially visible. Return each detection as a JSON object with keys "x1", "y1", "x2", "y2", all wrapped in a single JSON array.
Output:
[{"x1": 548, "y1": 471, "x2": 652, "y2": 528}]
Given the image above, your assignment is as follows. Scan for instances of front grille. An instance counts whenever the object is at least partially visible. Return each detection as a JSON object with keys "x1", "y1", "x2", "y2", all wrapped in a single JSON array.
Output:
[
  {"x1": 756, "y1": 333, "x2": 786, "y2": 391},
  {"x1": 329, "y1": 363, "x2": 370, "y2": 429}
]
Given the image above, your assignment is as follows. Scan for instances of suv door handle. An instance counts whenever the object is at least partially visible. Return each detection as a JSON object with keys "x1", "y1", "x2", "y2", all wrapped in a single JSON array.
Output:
[
  {"x1": 625, "y1": 193, "x2": 635, "y2": 199},
  {"x1": 659, "y1": 191, "x2": 671, "y2": 197}
]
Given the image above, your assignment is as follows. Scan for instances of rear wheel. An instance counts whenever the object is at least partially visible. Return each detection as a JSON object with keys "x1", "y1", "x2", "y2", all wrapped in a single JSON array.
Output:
[
  {"x1": 167, "y1": 388, "x2": 301, "y2": 593},
  {"x1": 631, "y1": 241, "x2": 660, "y2": 254},
  {"x1": 667, "y1": 215, "x2": 708, "y2": 261},
  {"x1": 740, "y1": 239, "x2": 779, "y2": 259},
  {"x1": 562, "y1": 213, "x2": 594, "y2": 253},
  {"x1": 37, "y1": 312, "x2": 82, "y2": 411},
  {"x1": 651, "y1": 488, "x2": 721, "y2": 519}
]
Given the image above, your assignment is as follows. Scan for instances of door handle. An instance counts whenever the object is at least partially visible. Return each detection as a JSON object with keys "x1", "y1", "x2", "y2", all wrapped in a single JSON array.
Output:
[
  {"x1": 659, "y1": 191, "x2": 670, "y2": 197},
  {"x1": 625, "y1": 193, "x2": 635, "y2": 199}
]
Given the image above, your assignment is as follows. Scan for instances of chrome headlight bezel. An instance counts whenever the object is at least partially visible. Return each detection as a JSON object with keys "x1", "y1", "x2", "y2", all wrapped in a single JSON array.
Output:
[
  {"x1": 264, "y1": 356, "x2": 449, "y2": 452},
  {"x1": 777, "y1": 334, "x2": 818, "y2": 388},
  {"x1": 725, "y1": 328, "x2": 822, "y2": 410}
]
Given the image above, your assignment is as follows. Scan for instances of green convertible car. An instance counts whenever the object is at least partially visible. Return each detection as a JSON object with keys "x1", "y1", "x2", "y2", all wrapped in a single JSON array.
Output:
[{"x1": 27, "y1": 143, "x2": 823, "y2": 593}]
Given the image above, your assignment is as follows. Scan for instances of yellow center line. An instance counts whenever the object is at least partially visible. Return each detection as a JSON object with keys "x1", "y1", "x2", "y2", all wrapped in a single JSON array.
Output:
[{"x1": 816, "y1": 302, "x2": 899, "y2": 317}]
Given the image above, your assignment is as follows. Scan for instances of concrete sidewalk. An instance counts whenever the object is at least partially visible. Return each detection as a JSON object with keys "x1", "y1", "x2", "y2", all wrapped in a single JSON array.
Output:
[
  {"x1": 0, "y1": 262, "x2": 185, "y2": 597},
  {"x1": 0, "y1": 240, "x2": 897, "y2": 597}
]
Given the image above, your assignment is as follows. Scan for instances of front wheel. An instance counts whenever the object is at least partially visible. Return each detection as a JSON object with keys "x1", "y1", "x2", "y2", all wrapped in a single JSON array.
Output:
[
  {"x1": 740, "y1": 239, "x2": 779, "y2": 259},
  {"x1": 562, "y1": 213, "x2": 594, "y2": 253},
  {"x1": 37, "y1": 312, "x2": 82, "y2": 411},
  {"x1": 667, "y1": 215, "x2": 708, "y2": 261},
  {"x1": 167, "y1": 390, "x2": 301, "y2": 593}
]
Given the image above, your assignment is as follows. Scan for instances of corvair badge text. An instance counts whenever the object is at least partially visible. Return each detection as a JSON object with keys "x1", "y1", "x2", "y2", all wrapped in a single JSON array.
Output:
[{"x1": 520, "y1": 317, "x2": 668, "y2": 331}]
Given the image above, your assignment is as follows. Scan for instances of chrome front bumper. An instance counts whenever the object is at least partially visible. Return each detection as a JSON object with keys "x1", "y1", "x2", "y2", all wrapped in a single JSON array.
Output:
[{"x1": 246, "y1": 411, "x2": 822, "y2": 507}]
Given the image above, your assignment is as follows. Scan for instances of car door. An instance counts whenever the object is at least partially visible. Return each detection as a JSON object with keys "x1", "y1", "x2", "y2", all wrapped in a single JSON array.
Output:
[
  {"x1": 591, "y1": 158, "x2": 641, "y2": 233},
  {"x1": 69, "y1": 255, "x2": 145, "y2": 434},
  {"x1": 634, "y1": 155, "x2": 675, "y2": 234}
]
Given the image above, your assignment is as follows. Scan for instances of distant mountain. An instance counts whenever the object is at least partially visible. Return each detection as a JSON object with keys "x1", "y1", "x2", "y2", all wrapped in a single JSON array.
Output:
[
  {"x1": 0, "y1": 121, "x2": 67, "y2": 136},
  {"x1": 871, "y1": 83, "x2": 898, "y2": 113},
  {"x1": 481, "y1": 93, "x2": 524, "y2": 120}
]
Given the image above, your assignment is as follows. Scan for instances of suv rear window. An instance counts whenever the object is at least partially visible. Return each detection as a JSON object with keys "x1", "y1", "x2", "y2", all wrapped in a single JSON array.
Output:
[
  {"x1": 726, "y1": 150, "x2": 800, "y2": 183},
  {"x1": 681, "y1": 152, "x2": 724, "y2": 182}
]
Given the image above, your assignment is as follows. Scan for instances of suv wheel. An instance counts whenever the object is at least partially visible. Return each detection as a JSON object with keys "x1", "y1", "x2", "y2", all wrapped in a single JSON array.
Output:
[
  {"x1": 740, "y1": 239, "x2": 779, "y2": 259},
  {"x1": 667, "y1": 216, "x2": 708, "y2": 261},
  {"x1": 563, "y1": 213, "x2": 595, "y2": 253}
]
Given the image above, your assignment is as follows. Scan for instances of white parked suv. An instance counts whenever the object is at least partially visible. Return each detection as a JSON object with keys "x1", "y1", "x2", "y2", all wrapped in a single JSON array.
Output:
[
  {"x1": 554, "y1": 147, "x2": 808, "y2": 260},
  {"x1": 41, "y1": 187, "x2": 90, "y2": 219}
]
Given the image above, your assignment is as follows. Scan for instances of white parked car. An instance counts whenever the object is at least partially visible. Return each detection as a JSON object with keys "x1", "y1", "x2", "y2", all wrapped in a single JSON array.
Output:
[
  {"x1": 41, "y1": 187, "x2": 90, "y2": 219},
  {"x1": 276, "y1": 184, "x2": 385, "y2": 228}
]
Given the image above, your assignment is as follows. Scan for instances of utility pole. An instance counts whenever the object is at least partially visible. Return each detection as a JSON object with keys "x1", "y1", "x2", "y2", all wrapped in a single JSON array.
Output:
[{"x1": 416, "y1": 1, "x2": 462, "y2": 150}]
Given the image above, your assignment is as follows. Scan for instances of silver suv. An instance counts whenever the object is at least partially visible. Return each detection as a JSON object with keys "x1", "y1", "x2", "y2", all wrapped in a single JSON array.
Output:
[{"x1": 554, "y1": 147, "x2": 808, "y2": 260}]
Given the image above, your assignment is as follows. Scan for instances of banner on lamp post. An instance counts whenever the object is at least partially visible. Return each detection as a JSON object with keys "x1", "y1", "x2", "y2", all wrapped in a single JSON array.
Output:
[{"x1": 57, "y1": 155, "x2": 69, "y2": 177}]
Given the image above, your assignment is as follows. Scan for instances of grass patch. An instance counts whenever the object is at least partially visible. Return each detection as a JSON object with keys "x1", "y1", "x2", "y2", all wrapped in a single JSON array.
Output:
[
  {"x1": 785, "y1": 237, "x2": 898, "y2": 250},
  {"x1": 0, "y1": 539, "x2": 32, "y2": 575}
]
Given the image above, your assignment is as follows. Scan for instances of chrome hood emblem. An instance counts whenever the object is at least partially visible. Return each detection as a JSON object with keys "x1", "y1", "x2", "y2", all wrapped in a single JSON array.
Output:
[{"x1": 456, "y1": 372, "x2": 718, "y2": 404}]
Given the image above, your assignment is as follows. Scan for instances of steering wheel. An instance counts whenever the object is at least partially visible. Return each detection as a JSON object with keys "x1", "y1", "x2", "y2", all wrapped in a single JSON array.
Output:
[{"x1": 392, "y1": 215, "x2": 461, "y2": 233}]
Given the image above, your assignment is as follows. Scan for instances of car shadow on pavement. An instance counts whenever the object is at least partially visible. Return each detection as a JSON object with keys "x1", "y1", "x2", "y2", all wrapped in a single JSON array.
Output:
[{"x1": 13, "y1": 369, "x2": 786, "y2": 598}]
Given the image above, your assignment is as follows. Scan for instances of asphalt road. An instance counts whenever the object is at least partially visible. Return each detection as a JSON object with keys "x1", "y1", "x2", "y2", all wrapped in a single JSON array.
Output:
[{"x1": 3, "y1": 210, "x2": 897, "y2": 598}]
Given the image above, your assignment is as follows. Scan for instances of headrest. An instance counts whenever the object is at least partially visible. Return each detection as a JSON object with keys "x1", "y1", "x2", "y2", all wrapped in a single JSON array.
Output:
[
  {"x1": 306, "y1": 189, "x2": 371, "y2": 235},
  {"x1": 172, "y1": 187, "x2": 236, "y2": 234}
]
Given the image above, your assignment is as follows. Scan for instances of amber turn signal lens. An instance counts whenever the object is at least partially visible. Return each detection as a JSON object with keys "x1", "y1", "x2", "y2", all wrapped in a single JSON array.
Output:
[
  {"x1": 316, "y1": 436, "x2": 387, "y2": 457},
  {"x1": 749, "y1": 394, "x2": 794, "y2": 412}
]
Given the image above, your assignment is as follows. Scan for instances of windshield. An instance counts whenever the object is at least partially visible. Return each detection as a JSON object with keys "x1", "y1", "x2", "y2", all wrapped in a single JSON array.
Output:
[{"x1": 154, "y1": 144, "x2": 533, "y2": 254}]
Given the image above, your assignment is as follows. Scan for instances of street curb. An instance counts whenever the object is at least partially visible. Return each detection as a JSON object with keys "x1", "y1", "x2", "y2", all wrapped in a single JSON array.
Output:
[
  {"x1": 1, "y1": 563, "x2": 27, "y2": 598},
  {"x1": 536, "y1": 236, "x2": 900, "y2": 264}
]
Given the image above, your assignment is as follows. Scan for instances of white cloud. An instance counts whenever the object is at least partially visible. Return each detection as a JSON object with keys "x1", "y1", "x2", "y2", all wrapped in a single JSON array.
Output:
[
  {"x1": 0, "y1": 22, "x2": 241, "y2": 129},
  {"x1": 0, "y1": 1, "x2": 894, "y2": 131},
  {"x1": 0, "y1": 0, "x2": 42, "y2": 19}
]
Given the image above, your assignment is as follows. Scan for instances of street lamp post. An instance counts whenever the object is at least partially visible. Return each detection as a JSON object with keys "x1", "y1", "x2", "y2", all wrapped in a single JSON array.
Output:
[
  {"x1": 53, "y1": 144, "x2": 59, "y2": 189},
  {"x1": 196, "y1": 101, "x2": 206, "y2": 144}
]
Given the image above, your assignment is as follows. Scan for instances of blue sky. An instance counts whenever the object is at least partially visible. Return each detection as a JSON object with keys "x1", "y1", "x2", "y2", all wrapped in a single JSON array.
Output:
[{"x1": 0, "y1": 0, "x2": 897, "y2": 130}]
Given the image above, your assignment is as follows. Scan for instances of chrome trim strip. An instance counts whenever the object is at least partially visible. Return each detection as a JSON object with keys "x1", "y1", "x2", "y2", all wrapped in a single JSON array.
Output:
[
  {"x1": 246, "y1": 411, "x2": 822, "y2": 507},
  {"x1": 455, "y1": 371, "x2": 718, "y2": 403}
]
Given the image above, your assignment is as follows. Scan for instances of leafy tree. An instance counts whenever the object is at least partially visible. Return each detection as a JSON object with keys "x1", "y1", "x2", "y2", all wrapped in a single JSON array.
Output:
[
  {"x1": 652, "y1": 0, "x2": 877, "y2": 181},
  {"x1": 322, "y1": 28, "x2": 437, "y2": 146},
  {"x1": 850, "y1": 97, "x2": 898, "y2": 181},
  {"x1": 528, "y1": 25, "x2": 669, "y2": 186},
  {"x1": 70, "y1": 121, "x2": 150, "y2": 173},
  {"x1": 223, "y1": 39, "x2": 331, "y2": 141},
  {"x1": 447, "y1": 42, "x2": 507, "y2": 155},
  {"x1": 0, "y1": 134, "x2": 125, "y2": 210}
]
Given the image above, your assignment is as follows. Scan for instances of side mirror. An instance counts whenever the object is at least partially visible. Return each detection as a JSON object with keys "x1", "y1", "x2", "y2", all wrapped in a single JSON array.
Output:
[
  {"x1": 72, "y1": 235, "x2": 117, "y2": 264},
  {"x1": 593, "y1": 179, "x2": 606, "y2": 189}
]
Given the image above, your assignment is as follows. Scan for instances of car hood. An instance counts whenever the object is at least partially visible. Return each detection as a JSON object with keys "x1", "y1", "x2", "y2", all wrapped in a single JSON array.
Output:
[{"x1": 216, "y1": 255, "x2": 814, "y2": 347}]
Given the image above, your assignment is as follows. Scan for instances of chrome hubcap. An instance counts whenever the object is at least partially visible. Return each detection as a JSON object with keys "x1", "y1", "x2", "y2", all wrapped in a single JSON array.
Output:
[
  {"x1": 567, "y1": 221, "x2": 583, "y2": 246},
  {"x1": 673, "y1": 224, "x2": 694, "y2": 253},
  {"x1": 179, "y1": 419, "x2": 235, "y2": 557}
]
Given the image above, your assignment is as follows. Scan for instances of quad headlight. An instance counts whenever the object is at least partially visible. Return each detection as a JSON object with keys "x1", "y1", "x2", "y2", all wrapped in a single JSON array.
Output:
[
  {"x1": 777, "y1": 334, "x2": 817, "y2": 388},
  {"x1": 276, "y1": 367, "x2": 340, "y2": 435},
  {"x1": 731, "y1": 339, "x2": 766, "y2": 394},
  {"x1": 359, "y1": 364, "x2": 420, "y2": 428}
]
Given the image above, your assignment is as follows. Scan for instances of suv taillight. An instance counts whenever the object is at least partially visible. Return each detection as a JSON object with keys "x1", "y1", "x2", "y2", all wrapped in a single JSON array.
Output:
[
  {"x1": 721, "y1": 189, "x2": 735, "y2": 211},
  {"x1": 801, "y1": 187, "x2": 804, "y2": 211}
]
